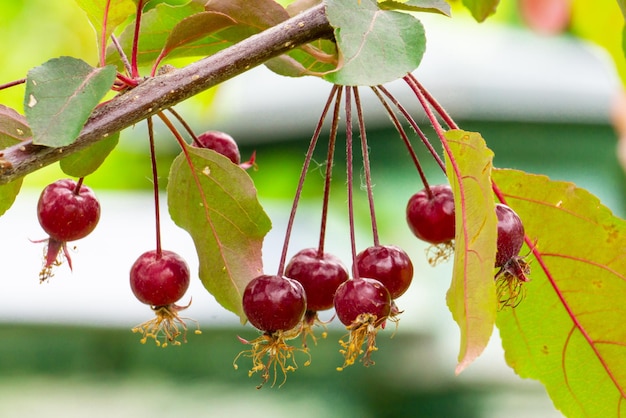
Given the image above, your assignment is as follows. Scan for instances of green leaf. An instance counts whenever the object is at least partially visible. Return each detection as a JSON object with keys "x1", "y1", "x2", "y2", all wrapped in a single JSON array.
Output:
[
  {"x1": 461, "y1": 0, "x2": 499, "y2": 22},
  {"x1": 493, "y1": 168, "x2": 626, "y2": 418},
  {"x1": 167, "y1": 147, "x2": 272, "y2": 322},
  {"x1": 0, "y1": 106, "x2": 28, "y2": 216},
  {"x1": 74, "y1": 0, "x2": 137, "y2": 57},
  {"x1": 24, "y1": 57, "x2": 117, "y2": 147},
  {"x1": 378, "y1": 0, "x2": 451, "y2": 16},
  {"x1": 59, "y1": 132, "x2": 120, "y2": 177},
  {"x1": 324, "y1": 0, "x2": 426, "y2": 86},
  {"x1": 443, "y1": 130, "x2": 497, "y2": 374}
]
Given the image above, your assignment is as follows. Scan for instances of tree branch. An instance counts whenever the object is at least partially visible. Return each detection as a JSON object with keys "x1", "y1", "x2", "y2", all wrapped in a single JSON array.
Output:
[{"x1": 0, "y1": 3, "x2": 333, "y2": 185}]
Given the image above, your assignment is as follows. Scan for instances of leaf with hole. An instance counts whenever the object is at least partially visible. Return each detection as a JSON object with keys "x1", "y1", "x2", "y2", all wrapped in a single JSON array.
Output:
[
  {"x1": 324, "y1": 0, "x2": 426, "y2": 86},
  {"x1": 443, "y1": 129, "x2": 498, "y2": 374},
  {"x1": 167, "y1": 147, "x2": 272, "y2": 322},
  {"x1": 24, "y1": 57, "x2": 116, "y2": 147},
  {"x1": 493, "y1": 168, "x2": 626, "y2": 418}
]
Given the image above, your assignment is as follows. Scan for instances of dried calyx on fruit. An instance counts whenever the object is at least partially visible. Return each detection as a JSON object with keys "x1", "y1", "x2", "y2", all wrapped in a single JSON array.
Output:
[
  {"x1": 406, "y1": 184, "x2": 455, "y2": 265},
  {"x1": 35, "y1": 178, "x2": 100, "y2": 282},
  {"x1": 129, "y1": 249, "x2": 200, "y2": 347},
  {"x1": 494, "y1": 203, "x2": 531, "y2": 308},
  {"x1": 285, "y1": 248, "x2": 349, "y2": 346},
  {"x1": 333, "y1": 277, "x2": 392, "y2": 371},
  {"x1": 235, "y1": 274, "x2": 310, "y2": 388}
]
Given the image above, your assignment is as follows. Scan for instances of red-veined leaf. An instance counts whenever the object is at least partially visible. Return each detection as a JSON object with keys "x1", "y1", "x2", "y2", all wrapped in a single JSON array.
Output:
[
  {"x1": 153, "y1": 12, "x2": 236, "y2": 69},
  {"x1": 167, "y1": 146, "x2": 272, "y2": 322},
  {"x1": 443, "y1": 129, "x2": 498, "y2": 374},
  {"x1": 493, "y1": 168, "x2": 626, "y2": 418}
]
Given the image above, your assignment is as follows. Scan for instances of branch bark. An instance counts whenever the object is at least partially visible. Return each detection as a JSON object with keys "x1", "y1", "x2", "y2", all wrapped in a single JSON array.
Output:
[{"x1": 0, "y1": 3, "x2": 333, "y2": 185}]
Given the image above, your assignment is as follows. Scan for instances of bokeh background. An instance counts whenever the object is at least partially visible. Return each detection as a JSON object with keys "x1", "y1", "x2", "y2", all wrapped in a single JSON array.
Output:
[{"x1": 0, "y1": 1, "x2": 624, "y2": 417}]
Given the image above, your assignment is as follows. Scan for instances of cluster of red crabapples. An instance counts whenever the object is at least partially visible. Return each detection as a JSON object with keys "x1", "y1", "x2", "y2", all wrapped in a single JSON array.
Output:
[
  {"x1": 33, "y1": 129, "x2": 251, "y2": 347},
  {"x1": 233, "y1": 80, "x2": 530, "y2": 388}
]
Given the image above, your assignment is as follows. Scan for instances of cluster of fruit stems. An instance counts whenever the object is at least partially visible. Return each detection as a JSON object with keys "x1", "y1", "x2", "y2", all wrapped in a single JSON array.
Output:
[{"x1": 275, "y1": 73, "x2": 461, "y2": 281}]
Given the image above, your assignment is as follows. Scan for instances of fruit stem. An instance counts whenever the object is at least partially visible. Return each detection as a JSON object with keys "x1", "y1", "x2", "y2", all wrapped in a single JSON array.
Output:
[
  {"x1": 317, "y1": 87, "x2": 343, "y2": 258},
  {"x1": 405, "y1": 74, "x2": 459, "y2": 130},
  {"x1": 130, "y1": 0, "x2": 145, "y2": 79},
  {"x1": 0, "y1": 78, "x2": 26, "y2": 91},
  {"x1": 345, "y1": 88, "x2": 360, "y2": 279},
  {"x1": 73, "y1": 177, "x2": 85, "y2": 195},
  {"x1": 276, "y1": 85, "x2": 340, "y2": 275},
  {"x1": 353, "y1": 87, "x2": 380, "y2": 247},
  {"x1": 371, "y1": 85, "x2": 434, "y2": 199},
  {"x1": 100, "y1": 0, "x2": 112, "y2": 67},
  {"x1": 110, "y1": 34, "x2": 134, "y2": 79},
  {"x1": 167, "y1": 108, "x2": 199, "y2": 145},
  {"x1": 377, "y1": 84, "x2": 445, "y2": 174},
  {"x1": 147, "y1": 116, "x2": 163, "y2": 257}
]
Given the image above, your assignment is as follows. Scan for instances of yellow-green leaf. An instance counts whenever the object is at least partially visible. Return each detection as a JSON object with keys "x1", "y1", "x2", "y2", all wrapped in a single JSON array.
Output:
[{"x1": 443, "y1": 129, "x2": 498, "y2": 374}]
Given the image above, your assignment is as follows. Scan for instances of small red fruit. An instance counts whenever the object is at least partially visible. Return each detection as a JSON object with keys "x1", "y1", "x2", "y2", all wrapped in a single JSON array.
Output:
[
  {"x1": 406, "y1": 184, "x2": 455, "y2": 245},
  {"x1": 354, "y1": 245, "x2": 413, "y2": 299},
  {"x1": 285, "y1": 248, "x2": 348, "y2": 312},
  {"x1": 493, "y1": 203, "x2": 531, "y2": 309},
  {"x1": 333, "y1": 277, "x2": 391, "y2": 370},
  {"x1": 495, "y1": 203, "x2": 525, "y2": 267},
  {"x1": 36, "y1": 178, "x2": 100, "y2": 281},
  {"x1": 194, "y1": 130, "x2": 241, "y2": 165},
  {"x1": 130, "y1": 250, "x2": 190, "y2": 307},
  {"x1": 236, "y1": 274, "x2": 309, "y2": 388},
  {"x1": 129, "y1": 249, "x2": 199, "y2": 347},
  {"x1": 242, "y1": 274, "x2": 306, "y2": 334}
]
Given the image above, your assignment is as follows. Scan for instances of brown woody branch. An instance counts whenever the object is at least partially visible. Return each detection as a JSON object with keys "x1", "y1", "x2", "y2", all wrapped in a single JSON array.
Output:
[{"x1": 0, "y1": 3, "x2": 333, "y2": 185}]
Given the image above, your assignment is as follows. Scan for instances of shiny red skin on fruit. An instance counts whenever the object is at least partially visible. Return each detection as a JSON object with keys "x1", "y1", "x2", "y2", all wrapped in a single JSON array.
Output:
[
  {"x1": 37, "y1": 179, "x2": 100, "y2": 242},
  {"x1": 406, "y1": 184, "x2": 455, "y2": 244},
  {"x1": 495, "y1": 203, "x2": 525, "y2": 267},
  {"x1": 285, "y1": 248, "x2": 349, "y2": 312},
  {"x1": 354, "y1": 245, "x2": 413, "y2": 299},
  {"x1": 333, "y1": 277, "x2": 391, "y2": 327},
  {"x1": 194, "y1": 131, "x2": 241, "y2": 165},
  {"x1": 242, "y1": 275, "x2": 306, "y2": 333},
  {"x1": 130, "y1": 250, "x2": 190, "y2": 306}
]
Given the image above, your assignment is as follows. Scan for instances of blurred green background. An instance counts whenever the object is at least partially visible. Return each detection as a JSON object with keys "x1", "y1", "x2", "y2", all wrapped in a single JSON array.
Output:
[{"x1": 0, "y1": 1, "x2": 624, "y2": 417}]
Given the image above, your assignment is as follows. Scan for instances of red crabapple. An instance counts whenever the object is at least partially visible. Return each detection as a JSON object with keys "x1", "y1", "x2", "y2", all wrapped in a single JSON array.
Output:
[
  {"x1": 194, "y1": 130, "x2": 241, "y2": 165},
  {"x1": 235, "y1": 274, "x2": 309, "y2": 388},
  {"x1": 36, "y1": 178, "x2": 100, "y2": 282},
  {"x1": 354, "y1": 245, "x2": 413, "y2": 299},
  {"x1": 285, "y1": 248, "x2": 349, "y2": 346},
  {"x1": 333, "y1": 277, "x2": 391, "y2": 370},
  {"x1": 129, "y1": 249, "x2": 200, "y2": 347},
  {"x1": 406, "y1": 184, "x2": 455, "y2": 244},
  {"x1": 493, "y1": 203, "x2": 531, "y2": 308}
]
